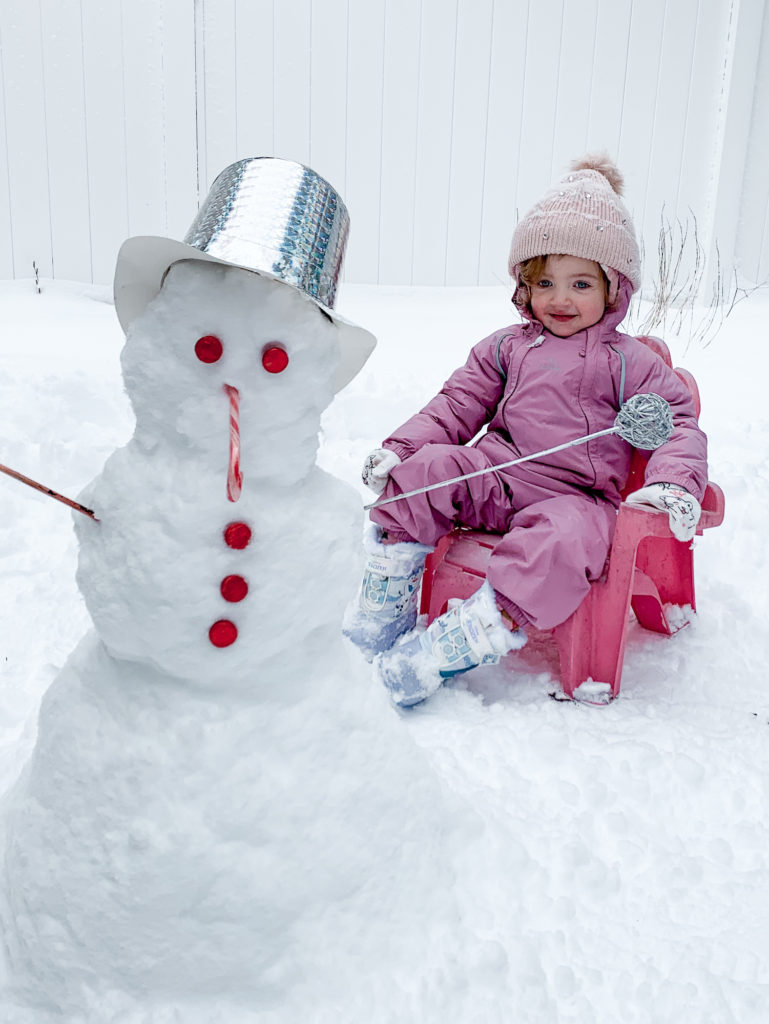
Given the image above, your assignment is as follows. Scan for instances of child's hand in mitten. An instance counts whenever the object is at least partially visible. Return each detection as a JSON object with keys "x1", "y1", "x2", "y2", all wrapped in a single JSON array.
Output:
[
  {"x1": 361, "y1": 448, "x2": 401, "y2": 493},
  {"x1": 625, "y1": 482, "x2": 701, "y2": 542}
]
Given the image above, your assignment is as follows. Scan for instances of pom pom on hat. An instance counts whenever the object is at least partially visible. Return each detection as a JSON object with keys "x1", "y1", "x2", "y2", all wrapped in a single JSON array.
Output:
[
  {"x1": 569, "y1": 153, "x2": 625, "y2": 195},
  {"x1": 508, "y1": 152, "x2": 641, "y2": 292}
]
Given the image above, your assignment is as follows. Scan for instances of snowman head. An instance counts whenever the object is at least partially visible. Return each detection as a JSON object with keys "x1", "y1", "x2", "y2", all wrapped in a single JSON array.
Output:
[
  {"x1": 113, "y1": 157, "x2": 376, "y2": 394},
  {"x1": 121, "y1": 260, "x2": 341, "y2": 488}
]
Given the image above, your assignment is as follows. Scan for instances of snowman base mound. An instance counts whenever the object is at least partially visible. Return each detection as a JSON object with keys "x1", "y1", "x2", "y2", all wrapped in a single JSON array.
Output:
[{"x1": 2, "y1": 627, "x2": 500, "y2": 1017}]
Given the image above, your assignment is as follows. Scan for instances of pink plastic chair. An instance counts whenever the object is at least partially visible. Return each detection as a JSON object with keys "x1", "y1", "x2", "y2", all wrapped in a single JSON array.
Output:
[{"x1": 419, "y1": 337, "x2": 725, "y2": 701}]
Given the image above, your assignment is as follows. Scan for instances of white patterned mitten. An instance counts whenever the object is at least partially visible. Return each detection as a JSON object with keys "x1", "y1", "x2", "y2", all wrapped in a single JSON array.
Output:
[
  {"x1": 361, "y1": 448, "x2": 401, "y2": 494},
  {"x1": 625, "y1": 482, "x2": 701, "y2": 542}
]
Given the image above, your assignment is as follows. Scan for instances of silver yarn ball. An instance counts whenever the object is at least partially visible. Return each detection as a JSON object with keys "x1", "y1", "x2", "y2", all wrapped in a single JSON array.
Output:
[{"x1": 614, "y1": 393, "x2": 673, "y2": 449}]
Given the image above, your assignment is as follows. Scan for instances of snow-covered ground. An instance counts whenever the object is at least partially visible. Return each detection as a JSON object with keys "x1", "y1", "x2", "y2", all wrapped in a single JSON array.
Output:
[{"x1": 0, "y1": 278, "x2": 767, "y2": 1022}]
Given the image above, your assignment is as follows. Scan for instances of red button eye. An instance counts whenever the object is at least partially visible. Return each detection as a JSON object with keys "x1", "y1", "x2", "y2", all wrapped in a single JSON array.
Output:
[
  {"x1": 223, "y1": 522, "x2": 252, "y2": 549},
  {"x1": 195, "y1": 335, "x2": 223, "y2": 363},
  {"x1": 262, "y1": 345, "x2": 289, "y2": 374}
]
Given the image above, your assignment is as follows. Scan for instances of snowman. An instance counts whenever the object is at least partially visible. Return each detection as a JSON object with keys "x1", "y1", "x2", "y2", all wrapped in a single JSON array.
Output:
[{"x1": 0, "y1": 160, "x2": 503, "y2": 1022}]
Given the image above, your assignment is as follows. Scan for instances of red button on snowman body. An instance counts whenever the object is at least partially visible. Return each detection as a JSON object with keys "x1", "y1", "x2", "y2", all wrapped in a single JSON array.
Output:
[
  {"x1": 224, "y1": 521, "x2": 252, "y2": 550},
  {"x1": 209, "y1": 619, "x2": 238, "y2": 648},
  {"x1": 220, "y1": 574, "x2": 248, "y2": 602}
]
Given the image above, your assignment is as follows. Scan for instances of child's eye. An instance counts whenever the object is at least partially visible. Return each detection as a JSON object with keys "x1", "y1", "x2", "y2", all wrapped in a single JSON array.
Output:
[
  {"x1": 535, "y1": 279, "x2": 552, "y2": 289},
  {"x1": 574, "y1": 280, "x2": 591, "y2": 289}
]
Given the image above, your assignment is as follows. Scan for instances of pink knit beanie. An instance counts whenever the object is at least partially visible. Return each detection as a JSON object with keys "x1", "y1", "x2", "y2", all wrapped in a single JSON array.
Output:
[{"x1": 508, "y1": 154, "x2": 641, "y2": 295}]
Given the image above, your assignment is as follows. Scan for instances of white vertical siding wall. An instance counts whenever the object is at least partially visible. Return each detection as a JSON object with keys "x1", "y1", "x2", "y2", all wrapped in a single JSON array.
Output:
[
  {"x1": 0, "y1": 0, "x2": 766, "y2": 288},
  {"x1": 1, "y1": 0, "x2": 56, "y2": 280},
  {"x1": 736, "y1": 1, "x2": 769, "y2": 284},
  {"x1": 707, "y1": 0, "x2": 766, "y2": 288},
  {"x1": 0, "y1": 0, "x2": 199, "y2": 284},
  {"x1": 377, "y1": 0, "x2": 422, "y2": 283}
]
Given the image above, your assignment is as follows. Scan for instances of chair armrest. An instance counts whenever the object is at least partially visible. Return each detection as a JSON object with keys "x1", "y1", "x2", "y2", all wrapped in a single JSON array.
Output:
[
  {"x1": 619, "y1": 479, "x2": 724, "y2": 537},
  {"x1": 616, "y1": 501, "x2": 675, "y2": 539},
  {"x1": 698, "y1": 481, "x2": 725, "y2": 530}
]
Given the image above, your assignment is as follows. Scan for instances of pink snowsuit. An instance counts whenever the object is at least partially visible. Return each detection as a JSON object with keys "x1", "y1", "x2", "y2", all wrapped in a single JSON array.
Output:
[{"x1": 370, "y1": 280, "x2": 708, "y2": 630}]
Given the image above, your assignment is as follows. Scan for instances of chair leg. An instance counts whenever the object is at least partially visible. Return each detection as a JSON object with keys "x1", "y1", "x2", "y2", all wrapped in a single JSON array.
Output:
[
  {"x1": 554, "y1": 594, "x2": 596, "y2": 698},
  {"x1": 635, "y1": 535, "x2": 696, "y2": 612},
  {"x1": 630, "y1": 567, "x2": 692, "y2": 634},
  {"x1": 419, "y1": 535, "x2": 452, "y2": 616},
  {"x1": 555, "y1": 540, "x2": 639, "y2": 700}
]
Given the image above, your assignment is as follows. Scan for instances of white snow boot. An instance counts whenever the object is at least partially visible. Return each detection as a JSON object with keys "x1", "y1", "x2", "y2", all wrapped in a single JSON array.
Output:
[
  {"x1": 342, "y1": 525, "x2": 432, "y2": 659},
  {"x1": 375, "y1": 581, "x2": 527, "y2": 707}
]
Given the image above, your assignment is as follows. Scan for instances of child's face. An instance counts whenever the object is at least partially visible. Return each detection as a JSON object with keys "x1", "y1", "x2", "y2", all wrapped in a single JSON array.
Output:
[{"x1": 528, "y1": 255, "x2": 608, "y2": 337}]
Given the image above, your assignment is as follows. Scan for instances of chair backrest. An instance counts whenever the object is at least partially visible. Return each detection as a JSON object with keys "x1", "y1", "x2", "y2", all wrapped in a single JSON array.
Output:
[
  {"x1": 620, "y1": 336, "x2": 700, "y2": 499},
  {"x1": 636, "y1": 334, "x2": 672, "y2": 367}
]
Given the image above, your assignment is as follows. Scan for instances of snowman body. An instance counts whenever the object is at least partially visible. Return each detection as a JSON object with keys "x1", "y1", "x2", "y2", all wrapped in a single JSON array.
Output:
[{"x1": 1, "y1": 264, "x2": 486, "y2": 1020}]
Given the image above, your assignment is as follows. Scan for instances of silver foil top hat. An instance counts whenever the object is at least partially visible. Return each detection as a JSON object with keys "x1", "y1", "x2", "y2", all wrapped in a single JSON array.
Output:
[
  {"x1": 183, "y1": 158, "x2": 349, "y2": 310},
  {"x1": 113, "y1": 157, "x2": 376, "y2": 393}
]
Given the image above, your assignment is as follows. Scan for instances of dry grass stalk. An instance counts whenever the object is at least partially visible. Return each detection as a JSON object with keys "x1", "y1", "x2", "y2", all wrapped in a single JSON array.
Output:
[{"x1": 627, "y1": 208, "x2": 766, "y2": 348}]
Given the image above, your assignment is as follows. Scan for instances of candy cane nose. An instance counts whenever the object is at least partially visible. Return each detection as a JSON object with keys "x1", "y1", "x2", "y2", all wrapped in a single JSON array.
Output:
[{"x1": 223, "y1": 384, "x2": 243, "y2": 502}]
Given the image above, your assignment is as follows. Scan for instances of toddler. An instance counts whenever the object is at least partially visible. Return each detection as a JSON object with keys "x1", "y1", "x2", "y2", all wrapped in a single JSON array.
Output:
[{"x1": 344, "y1": 155, "x2": 708, "y2": 707}]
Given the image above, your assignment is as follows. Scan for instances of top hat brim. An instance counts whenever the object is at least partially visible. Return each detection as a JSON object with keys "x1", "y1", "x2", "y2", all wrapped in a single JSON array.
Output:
[{"x1": 113, "y1": 236, "x2": 376, "y2": 394}]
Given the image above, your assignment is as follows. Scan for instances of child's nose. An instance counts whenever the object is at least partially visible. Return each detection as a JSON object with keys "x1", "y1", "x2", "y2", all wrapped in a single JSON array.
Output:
[{"x1": 550, "y1": 287, "x2": 573, "y2": 309}]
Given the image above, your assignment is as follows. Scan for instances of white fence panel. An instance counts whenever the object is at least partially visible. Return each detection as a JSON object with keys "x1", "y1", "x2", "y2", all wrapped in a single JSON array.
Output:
[
  {"x1": 39, "y1": 0, "x2": 92, "y2": 281},
  {"x1": 714, "y1": 0, "x2": 767, "y2": 288},
  {"x1": 444, "y1": 0, "x2": 495, "y2": 287},
  {"x1": 0, "y1": 17, "x2": 15, "y2": 279},
  {"x1": 628, "y1": 0, "x2": 702, "y2": 277},
  {"x1": 162, "y1": 0, "x2": 199, "y2": 241},
  {"x1": 344, "y1": 0, "x2": 386, "y2": 283},
  {"x1": 80, "y1": 0, "x2": 130, "y2": 283},
  {"x1": 737, "y1": 2, "x2": 769, "y2": 284},
  {"x1": 514, "y1": 0, "x2": 565, "y2": 220},
  {"x1": 86, "y1": 0, "x2": 198, "y2": 281},
  {"x1": 308, "y1": 0, "x2": 348, "y2": 199},
  {"x1": 411, "y1": 0, "x2": 459, "y2": 286},
  {"x1": 377, "y1": 0, "x2": 422, "y2": 284},
  {"x1": 2, "y1": 0, "x2": 54, "y2": 280},
  {"x1": 0, "y1": 0, "x2": 767, "y2": 287},
  {"x1": 477, "y1": 1, "x2": 530, "y2": 287},
  {"x1": 585, "y1": 0, "x2": 633, "y2": 160},
  {"x1": 233, "y1": 0, "x2": 275, "y2": 163},
  {"x1": 122, "y1": 1, "x2": 171, "y2": 238},
  {"x1": 552, "y1": 0, "x2": 602, "y2": 174},
  {"x1": 444, "y1": 0, "x2": 496, "y2": 286},
  {"x1": 630, "y1": 0, "x2": 733, "y2": 288},
  {"x1": 272, "y1": 0, "x2": 312, "y2": 168},
  {"x1": 197, "y1": 0, "x2": 238, "y2": 201},
  {"x1": 675, "y1": 0, "x2": 735, "y2": 259},
  {"x1": 614, "y1": 0, "x2": 667, "y2": 240}
]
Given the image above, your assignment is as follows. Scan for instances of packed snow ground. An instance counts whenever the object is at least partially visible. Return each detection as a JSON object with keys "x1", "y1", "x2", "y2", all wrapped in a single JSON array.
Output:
[{"x1": 0, "y1": 278, "x2": 767, "y2": 1022}]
